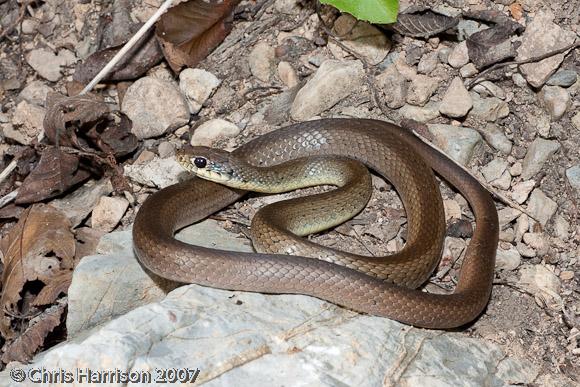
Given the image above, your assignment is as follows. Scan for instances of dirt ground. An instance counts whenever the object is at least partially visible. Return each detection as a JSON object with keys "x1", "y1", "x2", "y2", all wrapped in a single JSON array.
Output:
[{"x1": 0, "y1": 0, "x2": 579, "y2": 383}]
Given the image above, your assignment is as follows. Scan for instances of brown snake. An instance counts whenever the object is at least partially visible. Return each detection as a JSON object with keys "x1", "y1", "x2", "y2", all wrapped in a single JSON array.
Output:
[{"x1": 133, "y1": 119, "x2": 499, "y2": 329}]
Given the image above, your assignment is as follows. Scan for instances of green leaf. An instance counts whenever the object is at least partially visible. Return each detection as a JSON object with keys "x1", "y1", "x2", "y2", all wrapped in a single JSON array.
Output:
[{"x1": 321, "y1": 0, "x2": 399, "y2": 24}]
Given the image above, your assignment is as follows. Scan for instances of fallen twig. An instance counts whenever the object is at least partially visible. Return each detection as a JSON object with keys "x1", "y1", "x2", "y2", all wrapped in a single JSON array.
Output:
[
  {"x1": 80, "y1": 0, "x2": 176, "y2": 94},
  {"x1": 0, "y1": 0, "x2": 32, "y2": 41}
]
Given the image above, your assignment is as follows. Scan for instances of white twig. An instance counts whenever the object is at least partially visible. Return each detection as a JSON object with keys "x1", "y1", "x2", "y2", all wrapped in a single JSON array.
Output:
[
  {"x1": 80, "y1": 0, "x2": 176, "y2": 95},
  {"x1": 0, "y1": 189, "x2": 18, "y2": 209},
  {"x1": 0, "y1": 159, "x2": 17, "y2": 186}
]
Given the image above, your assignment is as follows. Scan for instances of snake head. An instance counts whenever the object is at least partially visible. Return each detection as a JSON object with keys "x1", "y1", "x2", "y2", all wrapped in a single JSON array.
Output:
[{"x1": 176, "y1": 146, "x2": 240, "y2": 184}]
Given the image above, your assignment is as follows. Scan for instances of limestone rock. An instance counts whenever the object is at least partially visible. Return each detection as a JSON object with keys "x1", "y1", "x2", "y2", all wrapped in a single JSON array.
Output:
[
  {"x1": 538, "y1": 86, "x2": 570, "y2": 121},
  {"x1": 329, "y1": 14, "x2": 390, "y2": 65},
  {"x1": 439, "y1": 77, "x2": 472, "y2": 118},
  {"x1": 448, "y1": 41, "x2": 469, "y2": 68},
  {"x1": 521, "y1": 138, "x2": 560, "y2": 180},
  {"x1": 191, "y1": 119, "x2": 241, "y2": 147},
  {"x1": 122, "y1": 77, "x2": 189, "y2": 139},
  {"x1": 248, "y1": 42, "x2": 276, "y2": 82},
  {"x1": 25, "y1": 48, "x2": 77, "y2": 82},
  {"x1": 291, "y1": 60, "x2": 365, "y2": 120},
  {"x1": 376, "y1": 66, "x2": 407, "y2": 109},
  {"x1": 179, "y1": 68, "x2": 221, "y2": 114},
  {"x1": 526, "y1": 189, "x2": 557, "y2": 226},
  {"x1": 478, "y1": 123, "x2": 512, "y2": 155},
  {"x1": 428, "y1": 124, "x2": 482, "y2": 165},
  {"x1": 517, "y1": 12, "x2": 577, "y2": 88},
  {"x1": 406, "y1": 74, "x2": 440, "y2": 106},
  {"x1": 91, "y1": 196, "x2": 130, "y2": 232}
]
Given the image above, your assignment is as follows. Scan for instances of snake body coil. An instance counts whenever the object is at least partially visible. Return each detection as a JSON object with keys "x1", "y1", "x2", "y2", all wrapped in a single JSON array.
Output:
[{"x1": 133, "y1": 119, "x2": 499, "y2": 329}]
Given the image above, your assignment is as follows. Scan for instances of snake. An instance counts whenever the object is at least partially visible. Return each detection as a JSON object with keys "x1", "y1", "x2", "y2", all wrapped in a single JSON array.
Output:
[{"x1": 132, "y1": 118, "x2": 499, "y2": 329}]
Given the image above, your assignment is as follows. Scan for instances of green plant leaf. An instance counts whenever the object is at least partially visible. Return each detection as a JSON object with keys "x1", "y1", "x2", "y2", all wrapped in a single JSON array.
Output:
[{"x1": 321, "y1": 0, "x2": 399, "y2": 24}]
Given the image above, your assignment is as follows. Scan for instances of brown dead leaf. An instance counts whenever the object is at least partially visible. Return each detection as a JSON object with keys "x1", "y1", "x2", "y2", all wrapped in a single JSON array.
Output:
[
  {"x1": 391, "y1": 7, "x2": 458, "y2": 38},
  {"x1": 87, "y1": 113, "x2": 138, "y2": 157},
  {"x1": 0, "y1": 204, "x2": 74, "y2": 339},
  {"x1": 44, "y1": 93, "x2": 110, "y2": 149},
  {"x1": 1, "y1": 299, "x2": 66, "y2": 364},
  {"x1": 15, "y1": 147, "x2": 91, "y2": 205},
  {"x1": 155, "y1": 0, "x2": 240, "y2": 72},
  {"x1": 32, "y1": 271, "x2": 72, "y2": 306},
  {"x1": 73, "y1": 28, "x2": 163, "y2": 84}
]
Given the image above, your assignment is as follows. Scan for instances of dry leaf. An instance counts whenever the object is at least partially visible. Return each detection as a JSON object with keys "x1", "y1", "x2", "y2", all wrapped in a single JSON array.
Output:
[
  {"x1": 155, "y1": 0, "x2": 240, "y2": 72},
  {"x1": 87, "y1": 113, "x2": 138, "y2": 157},
  {"x1": 32, "y1": 271, "x2": 72, "y2": 306},
  {"x1": 15, "y1": 147, "x2": 90, "y2": 205},
  {"x1": 44, "y1": 93, "x2": 110, "y2": 149},
  {"x1": 1, "y1": 299, "x2": 66, "y2": 364},
  {"x1": 466, "y1": 24, "x2": 518, "y2": 69},
  {"x1": 391, "y1": 8, "x2": 458, "y2": 38},
  {"x1": 73, "y1": 28, "x2": 163, "y2": 84},
  {"x1": 0, "y1": 204, "x2": 75, "y2": 339}
]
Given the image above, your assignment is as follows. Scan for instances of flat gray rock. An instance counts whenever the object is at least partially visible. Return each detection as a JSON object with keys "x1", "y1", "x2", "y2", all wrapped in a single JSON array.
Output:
[
  {"x1": 521, "y1": 138, "x2": 561, "y2": 180},
  {"x1": 428, "y1": 124, "x2": 482, "y2": 165},
  {"x1": 0, "y1": 214, "x2": 539, "y2": 386}
]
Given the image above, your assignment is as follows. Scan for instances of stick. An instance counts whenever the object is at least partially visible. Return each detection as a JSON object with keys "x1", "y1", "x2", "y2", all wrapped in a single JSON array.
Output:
[{"x1": 80, "y1": 0, "x2": 176, "y2": 95}]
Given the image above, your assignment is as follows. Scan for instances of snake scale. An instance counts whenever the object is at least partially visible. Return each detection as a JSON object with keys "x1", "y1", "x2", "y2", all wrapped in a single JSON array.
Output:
[{"x1": 133, "y1": 119, "x2": 499, "y2": 329}]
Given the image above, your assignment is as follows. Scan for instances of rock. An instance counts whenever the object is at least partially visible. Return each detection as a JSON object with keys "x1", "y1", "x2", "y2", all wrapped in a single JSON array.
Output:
[
  {"x1": 122, "y1": 77, "x2": 190, "y2": 139},
  {"x1": 510, "y1": 162, "x2": 522, "y2": 177},
  {"x1": 546, "y1": 69, "x2": 577, "y2": 87},
  {"x1": 443, "y1": 199, "x2": 462, "y2": 220},
  {"x1": 329, "y1": 14, "x2": 390, "y2": 65},
  {"x1": 124, "y1": 157, "x2": 183, "y2": 188},
  {"x1": 498, "y1": 207, "x2": 521, "y2": 227},
  {"x1": 565, "y1": 165, "x2": 580, "y2": 192},
  {"x1": 481, "y1": 158, "x2": 508, "y2": 182},
  {"x1": 438, "y1": 46, "x2": 451, "y2": 63},
  {"x1": 553, "y1": 215, "x2": 570, "y2": 239},
  {"x1": 439, "y1": 77, "x2": 472, "y2": 118},
  {"x1": 573, "y1": 113, "x2": 580, "y2": 130},
  {"x1": 406, "y1": 74, "x2": 440, "y2": 106},
  {"x1": 25, "y1": 48, "x2": 76, "y2": 82},
  {"x1": 515, "y1": 214, "x2": 529, "y2": 242},
  {"x1": 51, "y1": 179, "x2": 114, "y2": 227},
  {"x1": 428, "y1": 124, "x2": 482, "y2": 165},
  {"x1": 469, "y1": 92, "x2": 509, "y2": 122},
  {"x1": 18, "y1": 80, "x2": 52, "y2": 106},
  {"x1": 511, "y1": 180, "x2": 536, "y2": 204},
  {"x1": 277, "y1": 61, "x2": 299, "y2": 88},
  {"x1": 179, "y1": 68, "x2": 221, "y2": 114},
  {"x1": 518, "y1": 264, "x2": 562, "y2": 306},
  {"x1": 496, "y1": 246, "x2": 521, "y2": 271},
  {"x1": 3, "y1": 228, "x2": 538, "y2": 387},
  {"x1": 66, "y1": 219, "x2": 252, "y2": 336},
  {"x1": 417, "y1": 51, "x2": 438, "y2": 74},
  {"x1": 459, "y1": 63, "x2": 478, "y2": 78},
  {"x1": 517, "y1": 12, "x2": 577, "y2": 88},
  {"x1": 478, "y1": 123, "x2": 512, "y2": 155},
  {"x1": 248, "y1": 42, "x2": 276, "y2": 82},
  {"x1": 512, "y1": 73, "x2": 528, "y2": 88},
  {"x1": 91, "y1": 196, "x2": 130, "y2": 232},
  {"x1": 493, "y1": 171, "x2": 512, "y2": 190},
  {"x1": 499, "y1": 229, "x2": 515, "y2": 242},
  {"x1": 6, "y1": 101, "x2": 45, "y2": 144},
  {"x1": 448, "y1": 41, "x2": 469, "y2": 68},
  {"x1": 457, "y1": 20, "x2": 486, "y2": 41},
  {"x1": 290, "y1": 60, "x2": 364, "y2": 120},
  {"x1": 517, "y1": 242, "x2": 536, "y2": 258},
  {"x1": 526, "y1": 189, "x2": 557, "y2": 226},
  {"x1": 191, "y1": 119, "x2": 241, "y2": 147},
  {"x1": 398, "y1": 102, "x2": 440, "y2": 123},
  {"x1": 158, "y1": 141, "x2": 176, "y2": 158},
  {"x1": 472, "y1": 81, "x2": 506, "y2": 100},
  {"x1": 376, "y1": 66, "x2": 407, "y2": 109},
  {"x1": 560, "y1": 271, "x2": 574, "y2": 281},
  {"x1": 521, "y1": 138, "x2": 560, "y2": 180},
  {"x1": 523, "y1": 233, "x2": 549, "y2": 256},
  {"x1": 538, "y1": 86, "x2": 570, "y2": 121}
]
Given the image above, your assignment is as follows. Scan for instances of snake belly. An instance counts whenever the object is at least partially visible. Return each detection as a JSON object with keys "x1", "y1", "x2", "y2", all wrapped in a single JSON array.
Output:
[{"x1": 132, "y1": 118, "x2": 499, "y2": 329}]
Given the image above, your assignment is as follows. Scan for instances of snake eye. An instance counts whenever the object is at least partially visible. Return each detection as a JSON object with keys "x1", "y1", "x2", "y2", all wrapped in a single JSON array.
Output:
[{"x1": 194, "y1": 157, "x2": 207, "y2": 168}]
